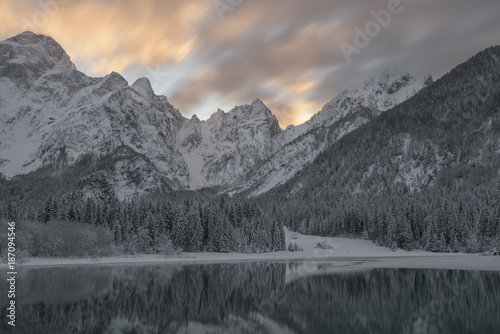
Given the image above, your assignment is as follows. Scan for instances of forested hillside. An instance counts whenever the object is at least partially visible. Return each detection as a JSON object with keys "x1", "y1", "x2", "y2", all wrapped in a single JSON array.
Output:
[
  {"x1": 0, "y1": 197, "x2": 286, "y2": 257},
  {"x1": 260, "y1": 46, "x2": 500, "y2": 253}
]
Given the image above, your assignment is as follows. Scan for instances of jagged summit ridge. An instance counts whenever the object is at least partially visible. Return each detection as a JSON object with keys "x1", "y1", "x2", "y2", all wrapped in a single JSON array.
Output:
[{"x1": 177, "y1": 98, "x2": 283, "y2": 190}]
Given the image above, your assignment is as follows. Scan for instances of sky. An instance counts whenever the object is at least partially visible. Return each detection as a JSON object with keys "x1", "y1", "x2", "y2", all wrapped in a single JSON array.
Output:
[{"x1": 1, "y1": 0, "x2": 499, "y2": 128}]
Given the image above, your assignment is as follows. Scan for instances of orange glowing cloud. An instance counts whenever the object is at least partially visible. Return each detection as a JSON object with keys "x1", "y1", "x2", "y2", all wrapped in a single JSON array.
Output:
[
  {"x1": 270, "y1": 99, "x2": 321, "y2": 129},
  {"x1": 0, "y1": 0, "x2": 207, "y2": 75},
  {"x1": 264, "y1": 82, "x2": 324, "y2": 128}
]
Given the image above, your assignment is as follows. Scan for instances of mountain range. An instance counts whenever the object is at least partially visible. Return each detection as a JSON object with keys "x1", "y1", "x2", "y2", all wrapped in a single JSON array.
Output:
[
  {"x1": 0, "y1": 32, "x2": 433, "y2": 200},
  {"x1": 271, "y1": 44, "x2": 500, "y2": 200}
]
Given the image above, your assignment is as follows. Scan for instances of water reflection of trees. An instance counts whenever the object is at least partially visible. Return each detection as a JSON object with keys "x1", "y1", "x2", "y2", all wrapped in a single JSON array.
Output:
[
  {"x1": 276, "y1": 268, "x2": 500, "y2": 334},
  {"x1": 1, "y1": 263, "x2": 287, "y2": 333},
  {"x1": 1, "y1": 264, "x2": 499, "y2": 334}
]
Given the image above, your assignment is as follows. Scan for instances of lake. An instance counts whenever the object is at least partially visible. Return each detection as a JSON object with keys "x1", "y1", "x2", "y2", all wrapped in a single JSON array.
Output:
[{"x1": 1, "y1": 262, "x2": 499, "y2": 333}]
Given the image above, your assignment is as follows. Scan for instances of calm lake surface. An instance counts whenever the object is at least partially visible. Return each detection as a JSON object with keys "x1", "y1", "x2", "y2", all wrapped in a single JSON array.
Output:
[{"x1": 1, "y1": 262, "x2": 499, "y2": 334}]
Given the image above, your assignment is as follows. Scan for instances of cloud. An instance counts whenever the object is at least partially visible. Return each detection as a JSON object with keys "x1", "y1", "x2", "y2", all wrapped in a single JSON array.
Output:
[
  {"x1": 0, "y1": 0, "x2": 206, "y2": 73},
  {"x1": 2, "y1": 0, "x2": 500, "y2": 127}
]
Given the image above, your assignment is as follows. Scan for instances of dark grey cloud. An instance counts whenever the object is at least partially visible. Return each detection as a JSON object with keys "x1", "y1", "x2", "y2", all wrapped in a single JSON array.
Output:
[{"x1": 167, "y1": 0, "x2": 500, "y2": 126}]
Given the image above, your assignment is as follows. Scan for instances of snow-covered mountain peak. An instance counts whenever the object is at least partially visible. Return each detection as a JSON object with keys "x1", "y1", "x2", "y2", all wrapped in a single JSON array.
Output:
[
  {"x1": 250, "y1": 98, "x2": 273, "y2": 116},
  {"x1": 331, "y1": 68, "x2": 432, "y2": 112},
  {"x1": 227, "y1": 99, "x2": 277, "y2": 123},
  {"x1": 282, "y1": 69, "x2": 431, "y2": 145},
  {"x1": 307, "y1": 69, "x2": 430, "y2": 130},
  {"x1": 96, "y1": 71, "x2": 129, "y2": 94},
  {"x1": 207, "y1": 109, "x2": 225, "y2": 123},
  {"x1": 176, "y1": 99, "x2": 284, "y2": 190},
  {"x1": 0, "y1": 32, "x2": 78, "y2": 90},
  {"x1": 207, "y1": 99, "x2": 281, "y2": 136},
  {"x1": 251, "y1": 98, "x2": 265, "y2": 107},
  {"x1": 190, "y1": 114, "x2": 201, "y2": 122},
  {"x1": 5, "y1": 31, "x2": 75, "y2": 69},
  {"x1": 371, "y1": 68, "x2": 412, "y2": 86},
  {"x1": 106, "y1": 71, "x2": 127, "y2": 83},
  {"x1": 0, "y1": 32, "x2": 190, "y2": 192},
  {"x1": 359, "y1": 68, "x2": 433, "y2": 98},
  {"x1": 132, "y1": 77, "x2": 154, "y2": 98}
]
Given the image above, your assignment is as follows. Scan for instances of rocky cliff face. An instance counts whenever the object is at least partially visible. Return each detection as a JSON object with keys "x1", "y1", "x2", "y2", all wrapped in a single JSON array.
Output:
[
  {"x1": 177, "y1": 99, "x2": 283, "y2": 190},
  {"x1": 0, "y1": 32, "x2": 189, "y2": 198}
]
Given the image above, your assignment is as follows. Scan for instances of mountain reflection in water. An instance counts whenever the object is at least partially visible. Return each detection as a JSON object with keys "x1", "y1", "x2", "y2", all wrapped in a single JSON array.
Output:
[{"x1": 1, "y1": 262, "x2": 499, "y2": 334}]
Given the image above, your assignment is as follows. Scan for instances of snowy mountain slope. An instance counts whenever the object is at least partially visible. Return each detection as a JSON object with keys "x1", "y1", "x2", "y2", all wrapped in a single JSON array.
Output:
[
  {"x1": 0, "y1": 32, "x2": 189, "y2": 196},
  {"x1": 76, "y1": 146, "x2": 173, "y2": 201},
  {"x1": 234, "y1": 69, "x2": 432, "y2": 196},
  {"x1": 177, "y1": 99, "x2": 282, "y2": 189},
  {"x1": 283, "y1": 68, "x2": 432, "y2": 145}
]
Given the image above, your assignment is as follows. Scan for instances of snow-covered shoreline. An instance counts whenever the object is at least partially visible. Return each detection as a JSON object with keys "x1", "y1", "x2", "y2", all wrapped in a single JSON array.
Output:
[{"x1": 3, "y1": 230, "x2": 499, "y2": 272}]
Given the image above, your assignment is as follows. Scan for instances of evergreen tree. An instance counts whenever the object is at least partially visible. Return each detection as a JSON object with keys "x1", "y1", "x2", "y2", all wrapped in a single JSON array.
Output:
[
  {"x1": 187, "y1": 206, "x2": 203, "y2": 251},
  {"x1": 82, "y1": 199, "x2": 93, "y2": 225},
  {"x1": 172, "y1": 207, "x2": 188, "y2": 250},
  {"x1": 218, "y1": 216, "x2": 234, "y2": 253}
]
